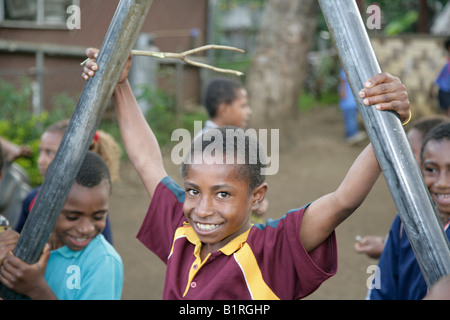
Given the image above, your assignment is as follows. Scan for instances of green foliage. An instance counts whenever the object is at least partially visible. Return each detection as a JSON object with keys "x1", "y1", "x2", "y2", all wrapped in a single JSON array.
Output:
[
  {"x1": 298, "y1": 91, "x2": 339, "y2": 112},
  {"x1": 0, "y1": 78, "x2": 75, "y2": 186},
  {"x1": 136, "y1": 85, "x2": 208, "y2": 149},
  {"x1": 384, "y1": 11, "x2": 419, "y2": 35}
]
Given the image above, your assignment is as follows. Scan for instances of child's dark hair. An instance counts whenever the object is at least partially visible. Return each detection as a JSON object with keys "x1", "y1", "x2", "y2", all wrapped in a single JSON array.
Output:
[
  {"x1": 420, "y1": 121, "x2": 450, "y2": 164},
  {"x1": 203, "y1": 78, "x2": 244, "y2": 118},
  {"x1": 76, "y1": 151, "x2": 112, "y2": 191},
  {"x1": 409, "y1": 115, "x2": 448, "y2": 137},
  {"x1": 181, "y1": 126, "x2": 266, "y2": 191}
]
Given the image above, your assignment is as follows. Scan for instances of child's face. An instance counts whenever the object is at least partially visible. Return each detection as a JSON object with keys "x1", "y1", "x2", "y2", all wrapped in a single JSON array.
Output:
[
  {"x1": 223, "y1": 88, "x2": 251, "y2": 128},
  {"x1": 422, "y1": 139, "x2": 450, "y2": 216},
  {"x1": 52, "y1": 180, "x2": 110, "y2": 251},
  {"x1": 38, "y1": 131, "x2": 64, "y2": 177},
  {"x1": 183, "y1": 159, "x2": 265, "y2": 252}
]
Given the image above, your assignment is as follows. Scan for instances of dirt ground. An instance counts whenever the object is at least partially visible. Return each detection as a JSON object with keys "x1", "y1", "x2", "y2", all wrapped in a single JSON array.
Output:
[{"x1": 108, "y1": 105, "x2": 398, "y2": 300}]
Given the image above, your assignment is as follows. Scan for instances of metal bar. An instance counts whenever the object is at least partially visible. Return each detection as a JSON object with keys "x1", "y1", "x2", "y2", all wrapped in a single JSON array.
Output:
[
  {"x1": 318, "y1": 0, "x2": 450, "y2": 288},
  {"x1": 0, "y1": 0, "x2": 153, "y2": 299}
]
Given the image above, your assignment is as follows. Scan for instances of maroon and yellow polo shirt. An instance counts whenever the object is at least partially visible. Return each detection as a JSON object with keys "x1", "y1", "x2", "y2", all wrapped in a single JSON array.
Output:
[{"x1": 137, "y1": 176, "x2": 337, "y2": 300}]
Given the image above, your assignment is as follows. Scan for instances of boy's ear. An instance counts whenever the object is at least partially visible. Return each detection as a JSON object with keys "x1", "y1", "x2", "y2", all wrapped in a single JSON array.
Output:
[
  {"x1": 251, "y1": 182, "x2": 268, "y2": 211},
  {"x1": 216, "y1": 102, "x2": 228, "y2": 118}
]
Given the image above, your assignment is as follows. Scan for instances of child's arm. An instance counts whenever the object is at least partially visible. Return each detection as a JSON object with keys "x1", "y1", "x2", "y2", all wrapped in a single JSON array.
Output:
[
  {"x1": 83, "y1": 48, "x2": 167, "y2": 198},
  {"x1": 0, "y1": 244, "x2": 56, "y2": 300},
  {"x1": 300, "y1": 72, "x2": 410, "y2": 253}
]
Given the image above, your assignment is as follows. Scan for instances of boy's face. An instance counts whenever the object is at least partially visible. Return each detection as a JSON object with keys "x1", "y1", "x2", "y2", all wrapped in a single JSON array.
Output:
[
  {"x1": 38, "y1": 131, "x2": 64, "y2": 177},
  {"x1": 52, "y1": 180, "x2": 110, "y2": 251},
  {"x1": 222, "y1": 88, "x2": 251, "y2": 128},
  {"x1": 422, "y1": 139, "x2": 450, "y2": 216},
  {"x1": 183, "y1": 158, "x2": 266, "y2": 252}
]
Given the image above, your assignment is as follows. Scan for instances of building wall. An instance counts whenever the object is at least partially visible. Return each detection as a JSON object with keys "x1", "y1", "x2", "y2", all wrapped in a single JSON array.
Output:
[
  {"x1": 371, "y1": 35, "x2": 449, "y2": 118},
  {"x1": 0, "y1": 0, "x2": 208, "y2": 112}
]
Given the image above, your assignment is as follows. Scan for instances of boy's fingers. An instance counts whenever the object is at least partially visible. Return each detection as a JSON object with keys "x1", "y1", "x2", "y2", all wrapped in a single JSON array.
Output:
[
  {"x1": 363, "y1": 72, "x2": 393, "y2": 88},
  {"x1": 362, "y1": 86, "x2": 408, "y2": 106},
  {"x1": 3, "y1": 251, "x2": 21, "y2": 269},
  {"x1": 38, "y1": 244, "x2": 50, "y2": 269},
  {"x1": 81, "y1": 61, "x2": 98, "y2": 80},
  {"x1": 82, "y1": 48, "x2": 99, "y2": 80},
  {"x1": 85, "y1": 47, "x2": 99, "y2": 59},
  {"x1": 360, "y1": 78, "x2": 404, "y2": 100},
  {"x1": 372, "y1": 100, "x2": 410, "y2": 122}
]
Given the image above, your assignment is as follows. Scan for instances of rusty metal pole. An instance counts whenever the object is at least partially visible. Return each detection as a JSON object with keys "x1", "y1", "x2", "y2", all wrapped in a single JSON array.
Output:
[
  {"x1": 0, "y1": 0, "x2": 153, "y2": 299},
  {"x1": 318, "y1": 0, "x2": 450, "y2": 288}
]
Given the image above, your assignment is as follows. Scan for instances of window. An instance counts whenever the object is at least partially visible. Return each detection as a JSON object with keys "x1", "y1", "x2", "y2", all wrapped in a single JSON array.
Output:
[{"x1": 0, "y1": 0, "x2": 79, "y2": 29}]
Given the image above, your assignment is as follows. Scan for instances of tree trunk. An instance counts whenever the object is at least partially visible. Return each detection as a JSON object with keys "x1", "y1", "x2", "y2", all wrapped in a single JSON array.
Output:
[{"x1": 246, "y1": 0, "x2": 317, "y2": 146}]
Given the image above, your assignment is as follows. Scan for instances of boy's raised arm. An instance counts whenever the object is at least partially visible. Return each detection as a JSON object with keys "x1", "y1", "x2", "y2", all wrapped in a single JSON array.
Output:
[
  {"x1": 83, "y1": 48, "x2": 167, "y2": 198},
  {"x1": 300, "y1": 72, "x2": 410, "y2": 253}
]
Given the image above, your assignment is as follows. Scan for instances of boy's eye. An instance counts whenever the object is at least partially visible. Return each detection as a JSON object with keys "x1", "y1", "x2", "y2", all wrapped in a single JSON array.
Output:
[
  {"x1": 217, "y1": 191, "x2": 230, "y2": 199},
  {"x1": 39, "y1": 149, "x2": 56, "y2": 158},
  {"x1": 424, "y1": 166, "x2": 437, "y2": 174},
  {"x1": 187, "y1": 189, "x2": 199, "y2": 197},
  {"x1": 94, "y1": 213, "x2": 107, "y2": 221},
  {"x1": 65, "y1": 215, "x2": 78, "y2": 221}
]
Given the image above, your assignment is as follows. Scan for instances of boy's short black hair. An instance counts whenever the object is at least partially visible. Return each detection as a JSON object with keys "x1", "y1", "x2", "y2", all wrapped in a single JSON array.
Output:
[
  {"x1": 410, "y1": 115, "x2": 448, "y2": 137},
  {"x1": 181, "y1": 126, "x2": 266, "y2": 192},
  {"x1": 203, "y1": 78, "x2": 244, "y2": 118},
  {"x1": 76, "y1": 151, "x2": 112, "y2": 192},
  {"x1": 420, "y1": 121, "x2": 450, "y2": 164}
]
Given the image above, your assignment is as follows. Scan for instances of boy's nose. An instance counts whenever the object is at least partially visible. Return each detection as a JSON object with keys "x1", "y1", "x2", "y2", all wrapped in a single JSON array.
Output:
[
  {"x1": 77, "y1": 218, "x2": 95, "y2": 235},
  {"x1": 436, "y1": 171, "x2": 450, "y2": 189},
  {"x1": 195, "y1": 196, "x2": 214, "y2": 218}
]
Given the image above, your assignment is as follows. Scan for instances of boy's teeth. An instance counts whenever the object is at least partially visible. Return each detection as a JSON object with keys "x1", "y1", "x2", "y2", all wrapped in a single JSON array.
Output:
[{"x1": 196, "y1": 223, "x2": 218, "y2": 231}]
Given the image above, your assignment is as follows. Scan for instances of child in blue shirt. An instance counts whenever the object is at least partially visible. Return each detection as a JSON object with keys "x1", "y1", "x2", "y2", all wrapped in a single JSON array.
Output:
[
  {"x1": 368, "y1": 122, "x2": 450, "y2": 300},
  {"x1": 430, "y1": 38, "x2": 450, "y2": 116},
  {"x1": 0, "y1": 151, "x2": 123, "y2": 300}
]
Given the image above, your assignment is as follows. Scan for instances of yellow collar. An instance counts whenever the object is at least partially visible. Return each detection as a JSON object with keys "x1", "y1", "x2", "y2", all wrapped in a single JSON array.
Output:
[{"x1": 182, "y1": 222, "x2": 251, "y2": 255}]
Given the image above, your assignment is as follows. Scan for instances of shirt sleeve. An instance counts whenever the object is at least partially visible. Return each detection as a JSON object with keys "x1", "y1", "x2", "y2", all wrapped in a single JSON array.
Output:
[
  {"x1": 248, "y1": 206, "x2": 338, "y2": 299},
  {"x1": 136, "y1": 176, "x2": 186, "y2": 262}
]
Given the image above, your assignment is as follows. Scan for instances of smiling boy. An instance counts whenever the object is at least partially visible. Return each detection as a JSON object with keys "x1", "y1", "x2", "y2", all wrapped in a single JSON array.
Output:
[
  {"x1": 368, "y1": 121, "x2": 450, "y2": 300},
  {"x1": 0, "y1": 151, "x2": 123, "y2": 300},
  {"x1": 82, "y1": 48, "x2": 410, "y2": 299}
]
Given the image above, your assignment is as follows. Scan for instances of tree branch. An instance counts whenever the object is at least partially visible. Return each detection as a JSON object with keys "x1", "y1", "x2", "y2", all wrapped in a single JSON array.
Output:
[{"x1": 82, "y1": 44, "x2": 245, "y2": 77}]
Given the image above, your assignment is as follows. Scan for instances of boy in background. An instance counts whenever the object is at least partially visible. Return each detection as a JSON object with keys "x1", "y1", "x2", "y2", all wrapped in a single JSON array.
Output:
[
  {"x1": 195, "y1": 77, "x2": 251, "y2": 140},
  {"x1": 0, "y1": 151, "x2": 123, "y2": 300},
  {"x1": 354, "y1": 116, "x2": 448, "y2": 259},
  {"x1": 368, "y1": 122, "x2": 450, "y2": 300}
]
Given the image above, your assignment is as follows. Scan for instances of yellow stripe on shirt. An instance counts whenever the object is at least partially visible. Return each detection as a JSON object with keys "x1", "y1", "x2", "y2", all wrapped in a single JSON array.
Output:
[{"x1": 233, "y1": 244, "x2": 279, "y2": 300}]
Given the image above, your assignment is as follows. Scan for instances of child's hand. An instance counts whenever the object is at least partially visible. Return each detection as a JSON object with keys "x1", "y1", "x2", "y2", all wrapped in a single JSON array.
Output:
[
  {"x1": 0, "y1": 243, "x2": 50, "y2": 298},
  {"x1": 0, "y1": 230, "x2": 19, "y2": 265},
  {"x1": 359, "y1": 72, "x2": 410, "y2": 124},
  {"x1": 354, "y1": 235, "x2": 385, "y2": 259},
  {"x1": 81, "y1": 47, "x2": 132, "y2": 88}
]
